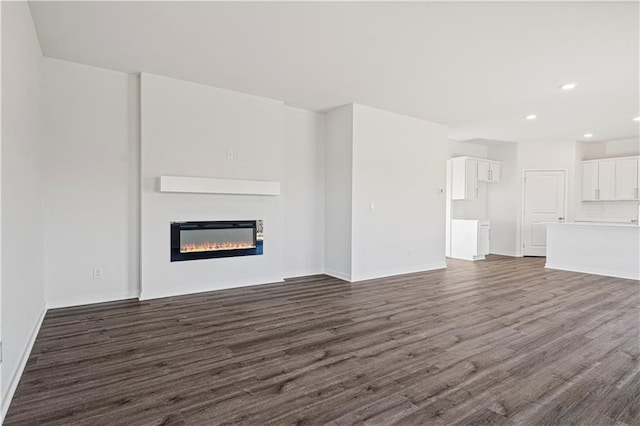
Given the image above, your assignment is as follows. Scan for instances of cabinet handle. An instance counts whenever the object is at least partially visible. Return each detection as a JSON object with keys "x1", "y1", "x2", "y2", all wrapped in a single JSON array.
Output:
[{"x1": 489, "y1": 170, "x2": 492, "y2": 180}]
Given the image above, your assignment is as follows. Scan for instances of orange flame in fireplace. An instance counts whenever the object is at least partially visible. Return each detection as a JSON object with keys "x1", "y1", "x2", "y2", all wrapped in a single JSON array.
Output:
[{"x1": 180, "y1": 241, "x2": 255, "y2": 253}]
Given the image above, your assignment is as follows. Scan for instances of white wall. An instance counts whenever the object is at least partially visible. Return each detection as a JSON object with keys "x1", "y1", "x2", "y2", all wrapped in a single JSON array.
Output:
[
  {"x1": 1, "y1": 1, "x2": 46, "y2": 416},
  {"x1": 140, "y1": 73, "x2": 285, "y2": 299},
  {"x1": 603, "y1": 138, "x2": 640, "y2": 157},
  {"x1": 482, "y1": 140, "x2": 577, "y2": 257},
  {"x1": 42, "y1": 58, "x2": 137, "y2": 308},
  {"x1": 41, "y1": 63, "x2": 327, "y2": 304},
  {"x1": 283, "y1": 106, "x2": 325, "y2": 277},
  {"x1": 518, "y1": 140, "x2": 577, "y2": 255},
  {"x1": 351, "y1": 104, "x2": 448, "y2": 281},
  {"x1": 447, "y1": 140, "x2": 488, "y2": 158},
  {"x1": 487, "y1": 142, "x2": 519, "y2": 255},
  {"x1": 324, "y1": 105, "x2": 353, "y2": 281}
]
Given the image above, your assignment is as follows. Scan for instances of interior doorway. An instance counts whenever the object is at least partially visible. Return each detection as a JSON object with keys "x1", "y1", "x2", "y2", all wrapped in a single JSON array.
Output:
[{"x1": 522, "y1": 170, "x2": 566, "y2": 256}]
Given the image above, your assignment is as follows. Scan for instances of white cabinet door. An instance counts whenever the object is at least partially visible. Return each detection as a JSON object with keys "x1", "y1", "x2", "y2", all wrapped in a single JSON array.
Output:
[
  {"x1": 615, "y1": 158, "x2": 638, "y2": 200},
  {"x1": 477, "y1": 160, "x2": 501, "y2": 182},
  {"x1": 450, "y1": 158, "x2": 466, "y2": 200},
  {"x1": 451, "y1": 157, "x2": 497, "y2": 199},
  {"x1": 489, "y1": 162, "x2": 501, "y2": 182},
  {"x1": 582, "y1": 162, "x2": 598, "y2": 201},
  {"x1": 478, "y1": 224, "x2": 490, "y2": 256},
  {"x1": 477, "y1": 160, "x2": 490, "y2": 182},
  {"x1": 465, "y1": 159, "x2": 478, "y2": 200},
  {"x1": 598, "y1": 161, "x2": 615, "y2": 200}
]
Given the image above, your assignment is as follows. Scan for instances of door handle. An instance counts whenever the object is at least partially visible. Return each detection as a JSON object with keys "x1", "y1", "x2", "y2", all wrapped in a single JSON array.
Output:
[{"x1": 558, "y1": 217, "x2": 565, "y2": 222}]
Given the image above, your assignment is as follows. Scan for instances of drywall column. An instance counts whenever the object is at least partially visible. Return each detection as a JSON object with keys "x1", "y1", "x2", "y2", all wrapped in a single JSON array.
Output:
[
  {"x1": 1, "y1": 2, "x2": 46, "y2": 418},
  {"x1": 42, "y1": 58, "x2": 135, "y2": 308},
  {"x1": 324, "y1": 103, "x2": 448, "y2": 282},
  {"x1": 324, "y1": 105, "x2": 354, "y2": 281},
  {"x1": 350, "y1": 104, "x2": 447, "y2": 281}
]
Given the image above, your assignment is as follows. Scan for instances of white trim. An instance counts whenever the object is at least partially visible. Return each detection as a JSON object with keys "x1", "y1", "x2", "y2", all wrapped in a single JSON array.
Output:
[
  {"x1": 283, "y1": 269, "x2": 325, "y2": 280},
  {"x1": 489, "y1": 250, "x2": 522, "y2": 257},
  {"x1": 46, "y1": 293, "x2": 137, "y2": 310},
  {"x1": 139, "y1": 276, "x2": 285, "y2": 300},
  {"x1": 1, "y1": 307, "x2": 47, "y2": 423},
  {"x1": 582, "y1": 154, "x2": 639, "y2": 163},
  {"x1": 545, "y1": 262, "x2": 640, "y2": 281},
  {"x1": 351, "y1": 263, "x2": 448, "y2": 282},
  {"x1": 158, "y1": 176, "x2": 280, "y2": 196},
  {"x1": 324, "y1": 269, "x2": 352, "y2": 282}
]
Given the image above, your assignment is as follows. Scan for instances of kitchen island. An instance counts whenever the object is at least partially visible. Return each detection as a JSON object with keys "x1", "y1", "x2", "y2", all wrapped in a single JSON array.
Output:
[{"x1": 546, "y1": 222, "x2": 640, "y2": 280}]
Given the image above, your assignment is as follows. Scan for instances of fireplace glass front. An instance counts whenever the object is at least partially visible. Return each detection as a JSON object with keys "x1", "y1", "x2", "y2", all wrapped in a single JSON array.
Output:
[{"x1": 171, "y1": 221, "x2": 262, "y2": 262}]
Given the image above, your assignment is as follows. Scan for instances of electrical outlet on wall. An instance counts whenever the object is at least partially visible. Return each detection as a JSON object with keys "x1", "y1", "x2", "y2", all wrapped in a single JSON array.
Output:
[{"x1": 93, "y1": 267, "x2": 104, "y2": 280}]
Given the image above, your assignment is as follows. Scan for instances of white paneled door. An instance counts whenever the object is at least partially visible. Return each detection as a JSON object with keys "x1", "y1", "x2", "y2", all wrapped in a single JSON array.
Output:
[{"x1": 523, "y1": 170, "x2": 566, "y2": 256}]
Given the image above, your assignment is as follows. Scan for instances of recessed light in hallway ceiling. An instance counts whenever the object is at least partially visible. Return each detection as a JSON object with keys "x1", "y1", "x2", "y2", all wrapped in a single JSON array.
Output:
[{"x1": 560, "y1": 82, "x2": 578, "y2": 90}]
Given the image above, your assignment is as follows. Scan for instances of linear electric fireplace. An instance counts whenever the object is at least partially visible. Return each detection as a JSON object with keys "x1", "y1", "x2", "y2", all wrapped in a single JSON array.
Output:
[{"x1": 171, "y1": 220, "x2": 263, "y2": 262}]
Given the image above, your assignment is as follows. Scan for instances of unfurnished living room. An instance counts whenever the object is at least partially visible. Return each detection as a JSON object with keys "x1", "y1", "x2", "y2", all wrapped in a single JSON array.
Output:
[{"x1": 2, "y1": 1, "x2": 639, "y2": 425}]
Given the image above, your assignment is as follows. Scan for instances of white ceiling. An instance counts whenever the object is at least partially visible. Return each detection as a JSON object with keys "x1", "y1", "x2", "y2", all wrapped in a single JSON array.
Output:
[{"x1": 28, "y1": 1, "x2": 639, "y2": 143}]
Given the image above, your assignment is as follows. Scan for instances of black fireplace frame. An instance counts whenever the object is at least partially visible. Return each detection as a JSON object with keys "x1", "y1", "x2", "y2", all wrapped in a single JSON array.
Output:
[{"x1": 170, "y1": 220, "x2": 262, "y2": 262}]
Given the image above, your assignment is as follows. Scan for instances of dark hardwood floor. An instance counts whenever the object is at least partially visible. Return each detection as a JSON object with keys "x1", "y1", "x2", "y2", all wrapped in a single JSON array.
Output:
[{"x1": 5, "y1": 256, "x2": 640, "y2": 425}]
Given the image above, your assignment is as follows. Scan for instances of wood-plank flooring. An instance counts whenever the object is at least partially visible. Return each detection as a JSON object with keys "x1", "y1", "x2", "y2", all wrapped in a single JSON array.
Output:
[{"x1": 5, "y1": 256, "x2": 640, "y2": 425}]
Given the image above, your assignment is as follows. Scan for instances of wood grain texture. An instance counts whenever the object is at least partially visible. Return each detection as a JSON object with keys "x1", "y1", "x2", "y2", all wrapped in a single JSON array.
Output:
[{"x1": 5, "y1": 256, "x2": 640, "y2": 425}]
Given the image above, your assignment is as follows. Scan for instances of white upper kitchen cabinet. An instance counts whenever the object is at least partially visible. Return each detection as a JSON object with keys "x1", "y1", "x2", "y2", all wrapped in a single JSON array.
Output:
[
  {"x1": 477, "y1": 160, "x2": 501, "y2": 183},
  {"x1": 451, "y1": 156, "x2": 502, "y2": 200},
  {"x1": 582, "y1": 160, "x2": 615, "y2": 201},
  {"x1": 582, "y1": 162, "x2": 599, "y2": 201},
  {"x1": 451, "y1": 157, "x2": 478, "y2": 200},
  {"x1": 614, "y1": 158, "x2": 639, "y2": 200},
  {"x1": 582, "y1": 156, "x2": 639, "y2": 201},
  {"x1": 598, "y1": 161, "x2": 615, "y2": 200},
  {"x1": 489, "y1": 161, "x2": 501, "y2": 182}
]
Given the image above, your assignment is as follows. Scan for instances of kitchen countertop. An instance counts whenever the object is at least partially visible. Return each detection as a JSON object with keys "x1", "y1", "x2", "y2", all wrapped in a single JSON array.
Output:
[{"x1": 547, "y1": 221, "x2": 639, "y2": 228}]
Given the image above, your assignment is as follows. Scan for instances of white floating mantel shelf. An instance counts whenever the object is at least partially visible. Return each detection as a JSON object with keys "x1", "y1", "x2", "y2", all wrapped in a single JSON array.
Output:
[{"x1": 158, "y1": 176, "x2": 280, "y2": 196}]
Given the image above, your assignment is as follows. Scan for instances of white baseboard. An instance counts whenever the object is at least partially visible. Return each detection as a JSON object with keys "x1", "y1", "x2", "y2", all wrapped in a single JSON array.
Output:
[
  {"x1": 140, "y1": 276, "x2": 285, "y2": 300},
  {"x1": 490, "y1": 250, "x2": 522, "y2": 257},
  {"x1": 324, "y1": 269, "x2": 352, "y2": 282},
  {"x1": 545, "y1": 262, "x2": 640, "y2": 281},
  {"x1": 283, "y1": 268, "x2": 325, "y2": 280},
  {"x1": 47, "y1": 293, "x2": 138, "y2": 310},
  {"x1": 351, "y1": 263, "x2": 448, "y2": 282},
  {"x1": 1, "y1": 306, "x2": 47, "y2": 423}
]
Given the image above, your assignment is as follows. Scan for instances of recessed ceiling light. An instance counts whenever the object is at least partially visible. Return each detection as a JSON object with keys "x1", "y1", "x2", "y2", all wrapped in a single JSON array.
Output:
[
  {"x1": 583, "y1": 133, "x2": 593, "y2": 138},
  {"x1": 634, "y1": 116, "x2": 640, "y2": 121},
  {"x1": 526, "y1": 114, "x2": 537, "y2": 120},
  {"x1": 560, "y1": 82, "x2": 578, "y2": 90}
]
